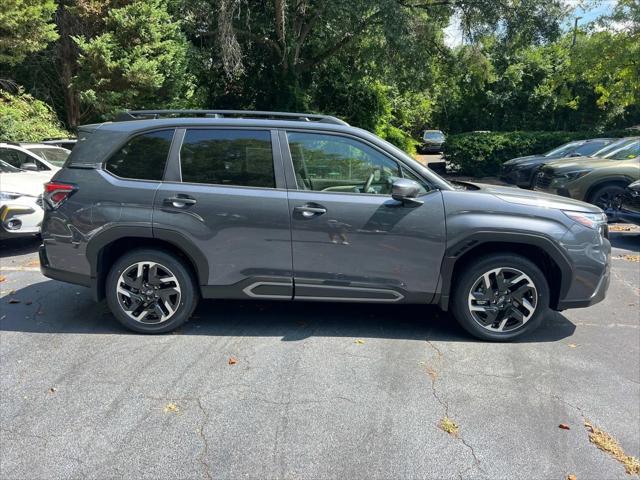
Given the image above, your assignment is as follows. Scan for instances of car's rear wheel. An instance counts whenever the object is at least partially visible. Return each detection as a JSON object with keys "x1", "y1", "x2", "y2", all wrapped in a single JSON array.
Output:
[
  {"x1": 450, "y1": 254, "x2": 549, "y2": 341},
  {"x1": 588, "y1": 183, "x2": 626, "y2": 212},
  {"x1": 106, "y1": 249, "x2": 199, "y2": 333}
]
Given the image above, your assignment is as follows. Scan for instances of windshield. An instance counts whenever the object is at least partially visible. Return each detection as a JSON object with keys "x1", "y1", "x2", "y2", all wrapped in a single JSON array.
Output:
[
  {"x1": 0, "y1": 159, "x2": 22, "y2": 173},
  {"x1": 26, "y1": 147, "x2": 70, "y2": 166},
  {"x1": 423, "y1": 131, "x2": 445, "y2": 141},
  {"x1": 592, "y1": 138, "x2": 638, "y2": 158},
  {"x1": 606, "y1": 141, "x2": 640, "y2": 160},
  {"x1": 543, "y1": 141, "x2": 581, "y2": 157},
  {"x1": 572, "y1": 140, "x2": 612, "y2": 156}
]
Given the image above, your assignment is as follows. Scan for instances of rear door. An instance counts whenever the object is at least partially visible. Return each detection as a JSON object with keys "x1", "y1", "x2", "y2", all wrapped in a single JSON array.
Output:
[
  {"x1": 153, "y1": 128, "x2": 293, "y2": 299},
  {"x1": 281, "y1": 130, "x2": 446, "y2": 303}
]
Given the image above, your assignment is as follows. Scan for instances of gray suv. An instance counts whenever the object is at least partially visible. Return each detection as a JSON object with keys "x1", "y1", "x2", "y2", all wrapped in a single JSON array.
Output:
[{"x1": 39, "y1": 110, "x2": 611, "y2": 341}]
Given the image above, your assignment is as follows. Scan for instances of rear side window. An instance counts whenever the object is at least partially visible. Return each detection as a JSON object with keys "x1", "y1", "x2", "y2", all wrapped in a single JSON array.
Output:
[
  {"x1": 105, "y1": 130, "x2": 174, "y2": 180},
  {"x1": 180, "y1": 129, "x2": 274, "y2": 188}
]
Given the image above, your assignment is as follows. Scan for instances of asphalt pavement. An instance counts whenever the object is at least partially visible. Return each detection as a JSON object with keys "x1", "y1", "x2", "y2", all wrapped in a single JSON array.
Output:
[{"x1": 1, "y1": 231, "x2": 639, "y2": 479}]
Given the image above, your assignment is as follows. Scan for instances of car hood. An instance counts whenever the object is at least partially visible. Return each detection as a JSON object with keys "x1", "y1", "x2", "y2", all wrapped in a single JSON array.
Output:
[
  {"x1": 458, "y1": 181, "x2": 601, "y2": 213},
  {"x1": 0, "y1": 172, "x2": 50, "y2": 196},
  {"x1": 541, "y1": 156, "x2": 614, "y2": 174},
  {"x1": 502, "y1": 155, "x2": 545, "y2": 166}
]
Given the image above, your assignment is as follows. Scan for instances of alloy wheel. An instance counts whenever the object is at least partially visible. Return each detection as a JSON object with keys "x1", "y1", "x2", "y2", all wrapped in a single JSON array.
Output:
[
  {"x1": 116, "y1": 261, "x2": 181, "y2": 324},
  {"x1": 467, "y1": 267, "x2": 537, "y2": 332}
]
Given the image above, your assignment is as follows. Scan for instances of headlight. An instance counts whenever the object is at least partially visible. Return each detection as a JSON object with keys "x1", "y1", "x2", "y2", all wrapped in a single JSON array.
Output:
[
  {"x1": 563, "y1": 210, "x2": 607, "y2": 230},
  {"x1": 0, "y1": 192, "x2": 24, "y2": 201},
  {"x1": 550, "y1": 169, "x2": 592, "y2": 186}
]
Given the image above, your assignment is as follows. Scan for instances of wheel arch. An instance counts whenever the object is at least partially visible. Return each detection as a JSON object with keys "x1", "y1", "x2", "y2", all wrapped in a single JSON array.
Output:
[
  {"x1": 86, "y1": 226, "x2": 208, "y2": 301},
  {"x1": 437, "y1": 232, "x2": 573, "y2": 311},
  {"x1": 585, "y1": 176, "x2": 633, "y2": 203}
]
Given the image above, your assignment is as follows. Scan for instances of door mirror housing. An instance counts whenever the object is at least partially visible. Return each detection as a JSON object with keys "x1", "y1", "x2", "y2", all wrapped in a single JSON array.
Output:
[
  {"x1": 391, "y1": 178, "x2": 424, "y2": 206},
  {"x1": 21, "y1": 162, "x2": 38, "y2": 171}
]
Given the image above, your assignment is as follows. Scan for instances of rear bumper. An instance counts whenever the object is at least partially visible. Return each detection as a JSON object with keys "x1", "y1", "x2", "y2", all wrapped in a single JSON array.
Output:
[{"x1": 39, "y1": 244, "x2": 95, "y2": 292}]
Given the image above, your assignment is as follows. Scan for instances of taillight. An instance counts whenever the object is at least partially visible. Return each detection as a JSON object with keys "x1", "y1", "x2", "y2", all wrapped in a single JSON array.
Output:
[{"x1": 44, "y1": 182, "x2": 76, "y2": 209}]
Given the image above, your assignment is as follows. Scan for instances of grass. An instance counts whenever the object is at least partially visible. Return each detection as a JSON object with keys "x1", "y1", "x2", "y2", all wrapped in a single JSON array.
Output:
[
  {"x1": 584, "y1": 421, "x2": 640, "y2": 475},
  {"x1": 439, "y1": 417, "x2": 459, "y2": 436}
]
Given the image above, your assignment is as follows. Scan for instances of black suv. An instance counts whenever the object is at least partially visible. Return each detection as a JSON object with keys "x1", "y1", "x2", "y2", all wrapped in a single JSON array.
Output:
[{"x1": 40, "y1": 110, "x2": 611, "y2": 341}]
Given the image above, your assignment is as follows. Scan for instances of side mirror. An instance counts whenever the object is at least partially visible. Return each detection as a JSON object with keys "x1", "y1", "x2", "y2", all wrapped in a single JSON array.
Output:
[
  {"x1": 391, "y1": 178, "x2": 424, "y2": 206},
  {"x1": 22, "y1": 162, "x2": 38, "y2": 171}
]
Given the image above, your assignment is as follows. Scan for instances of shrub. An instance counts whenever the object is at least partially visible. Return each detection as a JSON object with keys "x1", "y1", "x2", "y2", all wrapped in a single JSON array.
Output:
[
  {"x1": 0, "y1": 88, "x2": 69, "y2": 142},
  {"x1": 443, "y1": 129, "x2": 634, "y2": 177}
]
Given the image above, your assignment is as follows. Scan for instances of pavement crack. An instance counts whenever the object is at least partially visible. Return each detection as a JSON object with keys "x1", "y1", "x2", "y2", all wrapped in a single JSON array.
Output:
[
  {"x1": 425, "y1": 340, "x2": 484, "y2": 477},
  {"x1": 195, "y1": 397, "x2": 213, "y2": 480}
]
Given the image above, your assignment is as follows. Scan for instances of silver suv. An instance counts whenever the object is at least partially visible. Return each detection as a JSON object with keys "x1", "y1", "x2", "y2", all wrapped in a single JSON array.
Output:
[{"x1": 39, "y1": 110, "x2": 611, "y2": 341}]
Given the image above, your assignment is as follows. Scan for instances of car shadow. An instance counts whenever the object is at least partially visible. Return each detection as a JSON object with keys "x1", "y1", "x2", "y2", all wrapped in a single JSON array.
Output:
[
  {"x1": 0, "y1": 279, "x2": 576, "y2": 343},
  {"x1": 609, "y1": 231, "x2": 640, "y2": 253},
  {"x1": 0, "y1": 236, "x2": 41, "y2": 258}
]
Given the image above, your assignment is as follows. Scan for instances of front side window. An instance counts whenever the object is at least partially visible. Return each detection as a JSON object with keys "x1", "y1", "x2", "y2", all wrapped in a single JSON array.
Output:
[
  {"x1": 180, "y1": 129, "x2": 274, "y2": 188},
  {"x1": 287, "y1": 131, "x2": 426, "y2": 195},
  {"x1": 105, "y1": 129, "x2": 174, "y2": 180}
]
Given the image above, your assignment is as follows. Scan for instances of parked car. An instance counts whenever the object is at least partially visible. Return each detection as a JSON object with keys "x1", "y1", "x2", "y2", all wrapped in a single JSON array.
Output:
[
  {"x1": 42, "y1": 138, "x2": 77, "y2": 150},
  {"x1": 534, "y1": 139, "x2": 640, "y2": 211},
  {"x1": 0, "y1": 160, "x2": 49, "y2": 239},
  {"x1": 419, "y1": 130, "x2": 446, "y2": 153},
  {"x1": 40, "y1": 110, "x2": 610, "y2": 341},
  {"x1": 612, "y1": 180, "x2": 640, "y2": 226},
  {"x1": 500, "y1": 138, "x2": 616, "y2": 189},
  {"x1": 0, "y1": 142, "x2": 70, "y2": 173}
]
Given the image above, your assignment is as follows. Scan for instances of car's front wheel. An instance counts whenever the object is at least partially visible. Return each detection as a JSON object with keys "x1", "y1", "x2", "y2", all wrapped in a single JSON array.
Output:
[
  {"x1": 450, "y1": 254, "x2": 549, "y2": 341},
  {"x1": 106, "y1": 249, "x2": 199, "y2": 333},
  {"x1": 588, "y1": 183, "x2": 626, "y2": 212}
]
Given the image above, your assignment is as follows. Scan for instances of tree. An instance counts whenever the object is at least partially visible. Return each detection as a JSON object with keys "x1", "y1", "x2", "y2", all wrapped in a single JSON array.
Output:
[
  {"x1": 73, "y1": 0, "x2": 195, "y2": 120},
  {"x1": 0, "y1": 88, "x2": 69, "y2": 141},
  {"x1": 0, "y1": 0, "x2": 58, "y2": 66}
]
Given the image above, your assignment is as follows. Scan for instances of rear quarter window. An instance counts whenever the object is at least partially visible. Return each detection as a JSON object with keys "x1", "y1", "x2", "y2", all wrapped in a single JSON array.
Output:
[{"x1": 105, "y1": 129, "x2": 174, "y2": 180}]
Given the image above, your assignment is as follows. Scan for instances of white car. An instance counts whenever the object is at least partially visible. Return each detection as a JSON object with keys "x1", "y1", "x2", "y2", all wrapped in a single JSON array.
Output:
[
  {"x1": 0, "y1": 160, "x2": 51, "y2": 239},
  {"x1": 0, "y1": 142, "x2": 70, "y2": 173}
]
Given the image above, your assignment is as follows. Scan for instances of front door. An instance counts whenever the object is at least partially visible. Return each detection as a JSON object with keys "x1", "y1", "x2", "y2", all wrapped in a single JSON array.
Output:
[
  {"x1": 153, "y1": 128, "x2": 293, "y2": 299},
  {"x1": 282, "y1": 131, "x2": 446, "y2": 303}
]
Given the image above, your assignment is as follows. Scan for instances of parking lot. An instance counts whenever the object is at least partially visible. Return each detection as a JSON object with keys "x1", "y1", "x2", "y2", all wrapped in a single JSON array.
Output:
[{"x1": 1, "y1": 230, "x2": 638, "y2": 479}]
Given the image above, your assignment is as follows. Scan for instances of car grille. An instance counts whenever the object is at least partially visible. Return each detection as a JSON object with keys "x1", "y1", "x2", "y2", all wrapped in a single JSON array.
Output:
[{"x1": 534, "y1": 171, "x2": 552, "y2": 190}]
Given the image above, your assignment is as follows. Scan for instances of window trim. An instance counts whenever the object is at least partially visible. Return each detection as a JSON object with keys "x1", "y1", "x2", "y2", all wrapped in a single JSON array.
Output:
[
  {"x1": 167, "y1": 126, "x2": 284, "y2": 190},
  {"x1": 102, "y1": 128, "x2": 178, "y2": 183},
  {"x1": 279, "y1": 128, "x2": 433, "y2": 196}
]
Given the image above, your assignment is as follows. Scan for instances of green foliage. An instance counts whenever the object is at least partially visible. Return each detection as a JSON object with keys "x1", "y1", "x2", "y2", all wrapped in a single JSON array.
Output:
[
  {"x1": 444, "y1": 130, "x2": 633, "y2": 176},
  {"x1": 73, "y1": 0, "x2": 195, "y2": 119},
  {"x1": 0, "y1": 0, "x2": 58, "y2": 65},
  {"x1": 0, "y1": 88, "x2": 69, "y2": 141}
]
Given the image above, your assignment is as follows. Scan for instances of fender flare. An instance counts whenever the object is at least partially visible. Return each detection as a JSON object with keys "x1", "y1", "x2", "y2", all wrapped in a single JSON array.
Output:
[
  {"x1": 436, "y1": 230, "x2": 573, "y2": 311},
  {"x1": 86, "y1": 225, "x2": 209, "y2": 288}
]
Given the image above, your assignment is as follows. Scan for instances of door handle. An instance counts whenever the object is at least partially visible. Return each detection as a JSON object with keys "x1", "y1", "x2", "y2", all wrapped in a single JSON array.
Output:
[
  {"x1": 294, "y1": 204, "x2": 327, "y2": 218},
  {"x1": 164, "y1": 195, "x2": 197, "y2": 208}
]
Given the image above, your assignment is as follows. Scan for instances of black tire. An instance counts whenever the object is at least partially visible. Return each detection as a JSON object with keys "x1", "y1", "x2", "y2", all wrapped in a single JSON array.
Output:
[
  {"x1": 450, "y1": 253, "x2": 550, "y2": 341},
  {"x1": 105, "y1": 248, "x2": 199, "y2": 334},
  {"x1": 588, "y1": 183, "x2": 626, "y2": 211}
]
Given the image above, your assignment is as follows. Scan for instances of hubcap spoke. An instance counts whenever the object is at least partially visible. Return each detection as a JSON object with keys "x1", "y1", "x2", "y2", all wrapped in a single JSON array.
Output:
[
  {"x1": 468, "y1": 267, "x2": 537, "y2": 333},
  {"x1": 116, "y1": 261, "x2": 182, "y2": 325}
]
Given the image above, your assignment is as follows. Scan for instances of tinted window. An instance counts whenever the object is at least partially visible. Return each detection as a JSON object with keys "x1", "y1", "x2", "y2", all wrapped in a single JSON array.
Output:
[
  {"x1": 105, "y1": 130, "x2": 174, "y2": 180},
  {"x1": 180, "y1": 129, "x2": 274, "y2": 187},
  {"x1": 287, "y1": 132, "x2": 426, "y2": 195}
]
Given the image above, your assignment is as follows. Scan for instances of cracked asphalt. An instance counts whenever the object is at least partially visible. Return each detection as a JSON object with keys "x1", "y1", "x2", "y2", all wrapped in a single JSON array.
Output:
[{"x1": 1, "y1": 231, "x2": 639, "y2": 479}]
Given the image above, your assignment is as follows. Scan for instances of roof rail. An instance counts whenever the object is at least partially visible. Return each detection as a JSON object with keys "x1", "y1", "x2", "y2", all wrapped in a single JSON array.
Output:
[{"x1": 114, "y1": 109, "x2": 349, "y2": 126}]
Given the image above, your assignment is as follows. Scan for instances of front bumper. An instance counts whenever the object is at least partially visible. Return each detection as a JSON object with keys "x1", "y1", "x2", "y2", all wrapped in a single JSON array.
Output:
[
  {"x1": 500, "y1": 165, "x2": 538, "y2": 188},
  {"x1": 0, "y1": 200, "x2": 43, "y2": 239},
  {"x1": 557, "y1": 258, "x2": 610, "y2": 309}
]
